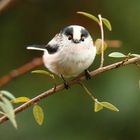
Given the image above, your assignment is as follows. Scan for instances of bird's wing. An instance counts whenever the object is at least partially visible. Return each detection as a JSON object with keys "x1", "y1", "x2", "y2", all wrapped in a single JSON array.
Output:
[{"x1": 45, "y1": 44, "x2": 59, "y2": 54}]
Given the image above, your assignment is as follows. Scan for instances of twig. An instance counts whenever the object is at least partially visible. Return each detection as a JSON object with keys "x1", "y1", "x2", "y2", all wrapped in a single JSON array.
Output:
[
  {"x1": 0, "y1": 0, "x2": 16, "y2": 14},
  {"x1": 0, "y1": 57, "x2": 43, "y2": 87},
  {"x1": 98, "y1": 14, "x2": 104, "y2": 68},
  {"x1": 0, "y1": 56, "x2": 140, "y2": 125},
  {"x1": 105, "y1": 40, "x2": 122, "y2": 48}
]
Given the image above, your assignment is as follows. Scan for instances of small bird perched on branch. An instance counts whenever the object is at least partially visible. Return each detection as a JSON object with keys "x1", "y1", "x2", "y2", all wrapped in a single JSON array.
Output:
[{"x1": 27, "y1": 25, "x2": 96, "y2": 89}]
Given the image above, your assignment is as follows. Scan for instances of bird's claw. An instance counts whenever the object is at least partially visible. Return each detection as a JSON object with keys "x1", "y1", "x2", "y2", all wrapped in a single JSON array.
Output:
[
  {"x1": 85, "y1": 70, "x2": 91, "y2": 80},
  {"x1": 64, "y1": 81, "x2": 70, "y2": 90}
]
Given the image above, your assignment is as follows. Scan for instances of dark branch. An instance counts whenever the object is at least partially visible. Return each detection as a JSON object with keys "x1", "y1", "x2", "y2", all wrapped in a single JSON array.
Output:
[
  {"x1": 0, "y1": 56, "x2": 140, "y2": 125},
  {"x1": 0, "y1": 57, "x2": 43, "y2": 87},
  {"x1": 0, "y1": 0, "x2": 17, "y2": 14}
]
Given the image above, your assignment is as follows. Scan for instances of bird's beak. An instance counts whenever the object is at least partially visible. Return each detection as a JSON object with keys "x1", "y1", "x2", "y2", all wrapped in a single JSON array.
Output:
[{"x1": 72, "y1": 39, "x2": 80, "y2": 44}]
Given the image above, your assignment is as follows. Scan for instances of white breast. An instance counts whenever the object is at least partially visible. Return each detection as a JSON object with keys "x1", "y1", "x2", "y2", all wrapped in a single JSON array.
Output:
[{"x1": 43, "y1": 43, "x2": 96, "y2": 77}]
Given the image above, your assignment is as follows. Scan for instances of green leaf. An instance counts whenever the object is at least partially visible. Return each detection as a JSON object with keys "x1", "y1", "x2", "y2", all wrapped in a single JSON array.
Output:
[
  {"x1": 77, "y1": 11, "x2": 99, "y2": 25},
  {"x1": 0, "y1": 97, "x2": 17, "y2": 128},
  {"x1": 101, "y1": 102, "x2": 119, "y2": 112},
  {"x1": 11, "y1": 97, "x2": 30, "y2": 103},
  {"x1": 139, "y1": 80, "x2": 140, "y2": 89},
  {"x1": 94, "y1": 99, "x2": 103, "y2": 112},
  {"x1": 0, "y1": 101, "x2": 4, "y2": 108},
  {"x1": 131, "y1": 54, "x2": 140, "y2": 57},
  {"x1": 0, "y1": 90, "x2": 16, "y2": 100},
  {"x1": 31, "y1": 70, "x2": 55, "y2": 80},
  {"x1": 94, "y1": 99, "x2": 119, "y2": 112},
  {"x1": 95, "y1": 39, "x2": 108, "y2": 54},
  {"x1": 108, "y1": 52, "x2": 126, "y2": 58},
  {"x1": 33, "y1": 104, "x2": 44, "y2": 126},
  {"x1": 102, "y1": 18, "x2": 112, "y2": 31},
  {"x1": 0, "y1": 110, "x2": 6, "y2": 116}
]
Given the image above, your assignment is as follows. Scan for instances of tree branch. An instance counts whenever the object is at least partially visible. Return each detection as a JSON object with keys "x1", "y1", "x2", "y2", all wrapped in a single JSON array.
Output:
[
  {"x1": 0, "y1": 57, "x2": 43, "y2": 87},
  {"x1": 0, "y1": 40, "x2": 121, "y2": 88},
  {"x1": 0, "y1": 0, "x2": 17, "y2": 14},
  {"x1": 0, "y1": 56, "x2": 140, "y2": 125}
]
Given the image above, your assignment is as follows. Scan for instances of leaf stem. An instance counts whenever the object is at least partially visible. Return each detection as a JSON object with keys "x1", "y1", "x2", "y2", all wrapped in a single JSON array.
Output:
[
  {"x1": 98, "y1": 14, "x2": 105, "y2": 68},
  {"x1": 79, "y1": 82, "x2": 96, "y2": 101}
]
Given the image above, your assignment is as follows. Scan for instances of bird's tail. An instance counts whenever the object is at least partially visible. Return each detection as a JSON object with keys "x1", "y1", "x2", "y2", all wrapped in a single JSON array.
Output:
[{"x1": 27, "y1": 45, "x2": 46, "y2": 51}]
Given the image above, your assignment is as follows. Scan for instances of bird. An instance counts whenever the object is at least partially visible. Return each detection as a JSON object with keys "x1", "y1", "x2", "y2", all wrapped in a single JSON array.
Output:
[{"x1": 27, "y1": 25, "x2": 96, "y2": 89}]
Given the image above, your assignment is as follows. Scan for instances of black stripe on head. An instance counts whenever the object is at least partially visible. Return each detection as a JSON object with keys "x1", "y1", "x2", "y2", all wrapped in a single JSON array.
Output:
[
  {"x1": 45, "y1": 44, "x2": 59, "y2": 54},
  {"x1": 62, "y1": 27, "x2": 73, "y2": 36},
  {"x1": 81, "y1": 28, "x2": 89, "y2": 38}
]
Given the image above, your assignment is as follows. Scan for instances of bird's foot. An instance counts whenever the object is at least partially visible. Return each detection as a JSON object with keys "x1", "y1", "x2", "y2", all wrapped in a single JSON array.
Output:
[
  {"x1": 64, "y1": 81, "x2": 70, "y2": 90},
  {"x1": 85, "y1": 70, "x2": 91, "y2": 80},
  {"x1": 61, "y1": 74, "x2": 70, "y2": 90}
]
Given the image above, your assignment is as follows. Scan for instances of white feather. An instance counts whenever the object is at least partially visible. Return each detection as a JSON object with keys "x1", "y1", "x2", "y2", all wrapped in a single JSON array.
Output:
[
  {"x1": 27, "y1": 46, "x2": 45, "y2": 51},
  {"x1": 27, "y1": 25, "x2": 96, "y2": 78}
]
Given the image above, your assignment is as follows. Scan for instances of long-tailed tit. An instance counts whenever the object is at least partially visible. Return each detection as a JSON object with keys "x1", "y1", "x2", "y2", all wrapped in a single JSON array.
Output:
[{"x1": 27, "y1": 25, "x2": 96, "y2": 89}]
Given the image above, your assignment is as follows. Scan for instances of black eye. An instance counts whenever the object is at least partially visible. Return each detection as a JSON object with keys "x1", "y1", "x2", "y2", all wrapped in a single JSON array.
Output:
[
  {"x1": 68, "y1": 34, "x2": 73, "y2": 40},
  {"x1": 81, "y1": 34, "x2": 85, "y2": 41},
  {"x1": 62, "y1": 27, "x2": 73, "y2": 40},
  {"x1": 80, "y1": 29, "x2": 88, "y2": 41}
]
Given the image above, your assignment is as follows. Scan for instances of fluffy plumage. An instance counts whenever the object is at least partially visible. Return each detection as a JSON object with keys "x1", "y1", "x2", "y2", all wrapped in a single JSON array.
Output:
[{"x1": 27, "y1": 25, "x2": 96, "y2": 78}]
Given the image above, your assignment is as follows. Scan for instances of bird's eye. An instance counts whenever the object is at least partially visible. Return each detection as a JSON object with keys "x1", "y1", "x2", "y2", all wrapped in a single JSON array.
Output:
[
  {"x1": 80, "y1": 29, "x2": 88, "y2": 42},
  {"x1": 81, "y1": 34, "x2": 85, "y2": 41},
  {"x1": 68, "y1": 34, "x2": 73, "y2": 40}
]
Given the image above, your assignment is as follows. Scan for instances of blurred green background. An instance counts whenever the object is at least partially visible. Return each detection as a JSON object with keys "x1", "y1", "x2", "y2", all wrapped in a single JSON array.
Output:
[{"x1": 0, "y1": 0, "x2": 140, "y2": 140}]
